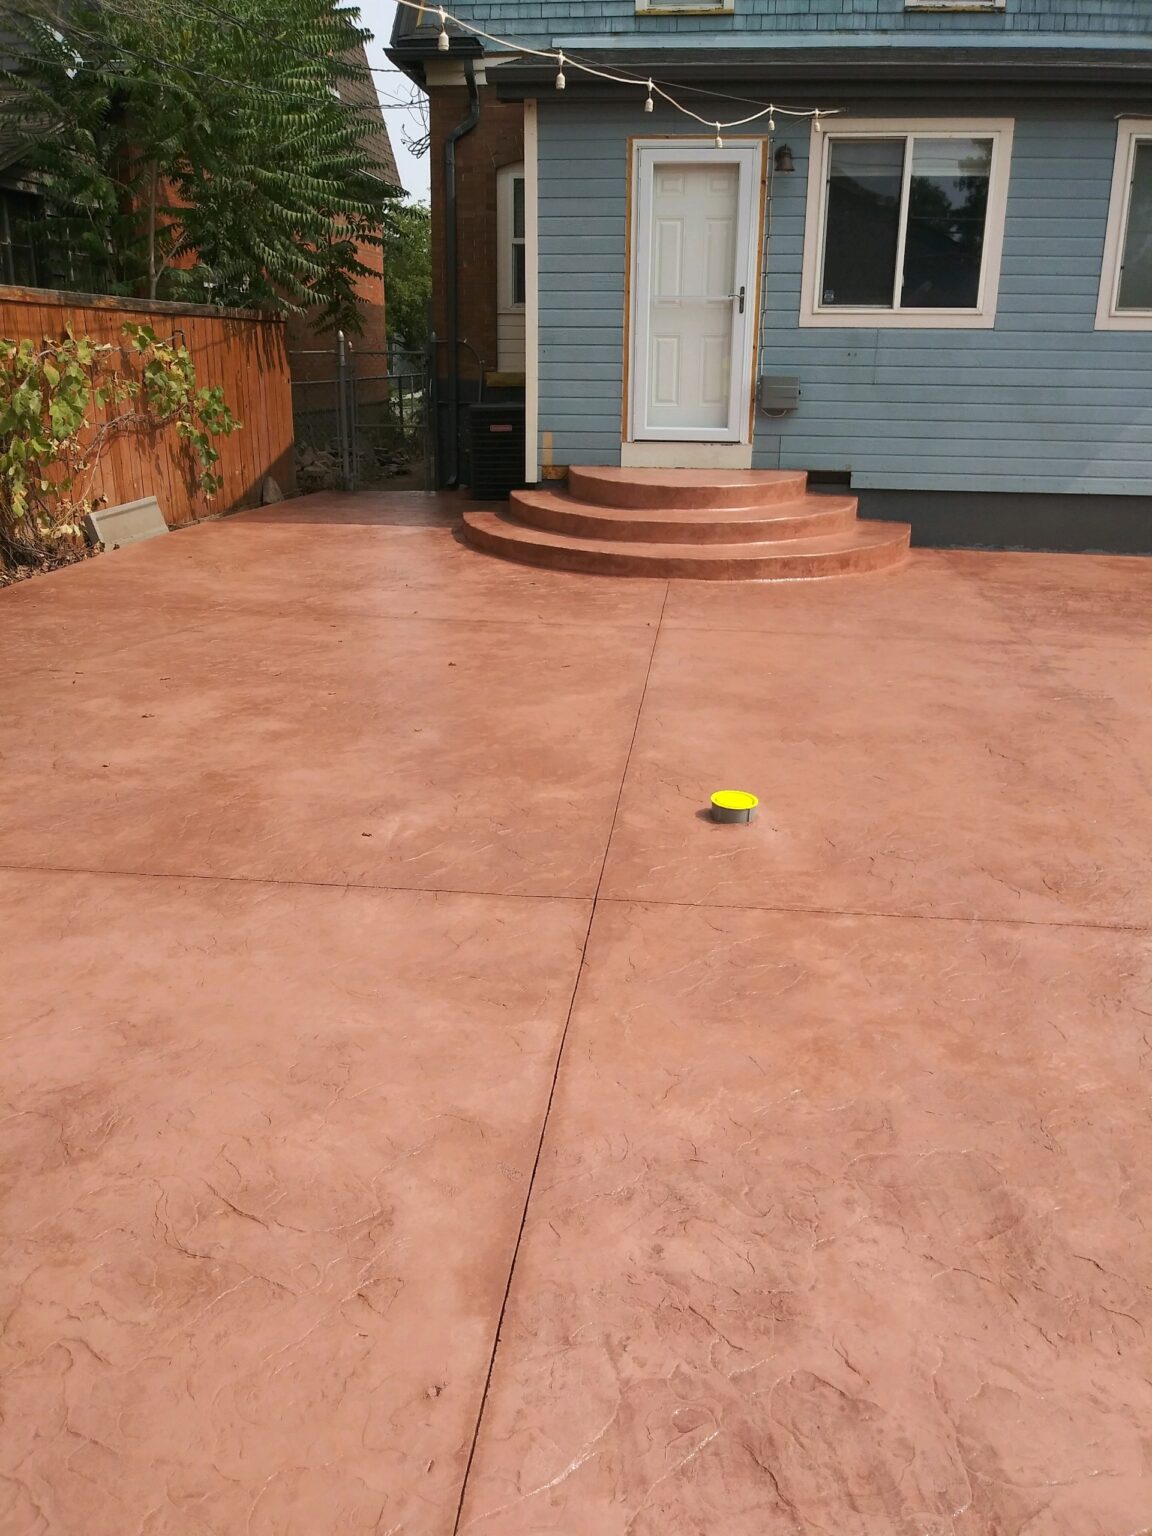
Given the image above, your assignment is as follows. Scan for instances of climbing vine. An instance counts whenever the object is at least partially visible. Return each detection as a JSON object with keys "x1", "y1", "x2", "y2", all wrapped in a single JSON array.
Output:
[{"x1": 0, "y1": 322, "x2": 239, "y2": 577}]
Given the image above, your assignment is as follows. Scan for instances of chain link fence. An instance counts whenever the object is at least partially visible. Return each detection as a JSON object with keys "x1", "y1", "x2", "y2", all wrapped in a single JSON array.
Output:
[{"x1": 289, "y1": 334, "x2": 432, "y2": 494}]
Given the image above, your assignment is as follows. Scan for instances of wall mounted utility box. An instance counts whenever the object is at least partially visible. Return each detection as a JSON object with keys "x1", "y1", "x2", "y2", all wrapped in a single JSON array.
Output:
[
  {"x1": 759, "y1": 376, "x2": 801, "y2": 413},
  {"x1": 85, "y1": 496, "x2": 169, "y2": 550}
]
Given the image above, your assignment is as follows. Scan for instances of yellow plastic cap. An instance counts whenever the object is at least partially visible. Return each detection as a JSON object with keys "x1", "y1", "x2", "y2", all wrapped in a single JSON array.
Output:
[{"x1": 710, "y1": 790, "x2": 759, "y2": 812}]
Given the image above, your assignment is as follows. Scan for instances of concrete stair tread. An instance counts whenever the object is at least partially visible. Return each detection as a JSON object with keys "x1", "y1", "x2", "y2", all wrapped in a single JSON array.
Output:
[
  {"x1": 463, "y1": 509, "x2": 910, "y2": 580},
  {"x1": 569, "y1": 465, "x2": 810, "y2": 509},
  {"x1": 511, "y1": 487, "x2": 856, "y2": 525}
]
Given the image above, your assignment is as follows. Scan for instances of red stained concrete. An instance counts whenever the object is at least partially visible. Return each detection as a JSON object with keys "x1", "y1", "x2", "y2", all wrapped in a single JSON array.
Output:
[{"x1": 2, "y1": 493, "x2": 1152, "y2": 1534}]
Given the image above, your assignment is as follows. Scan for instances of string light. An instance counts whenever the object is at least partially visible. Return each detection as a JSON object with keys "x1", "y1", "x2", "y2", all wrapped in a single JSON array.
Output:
[{"x1": 393, "y1": 0, "x2": 839, "y2": 134}]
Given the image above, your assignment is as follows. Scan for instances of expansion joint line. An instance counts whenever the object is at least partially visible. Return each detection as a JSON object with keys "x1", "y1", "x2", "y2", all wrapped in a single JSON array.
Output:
[{"x1": 450, "y1": 581, "x2": 669, "y2": 1533}]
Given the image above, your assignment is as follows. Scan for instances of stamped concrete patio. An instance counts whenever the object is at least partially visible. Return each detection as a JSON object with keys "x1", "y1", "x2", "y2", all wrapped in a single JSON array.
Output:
[{"x1": 2, "y1": 492, "x2": 1151, "y2": 1536}]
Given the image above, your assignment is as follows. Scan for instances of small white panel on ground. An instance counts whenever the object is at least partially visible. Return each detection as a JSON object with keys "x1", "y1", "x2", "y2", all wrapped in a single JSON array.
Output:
[{"x1": 86, "y1": 497, "x2": 169, "y2": 550}]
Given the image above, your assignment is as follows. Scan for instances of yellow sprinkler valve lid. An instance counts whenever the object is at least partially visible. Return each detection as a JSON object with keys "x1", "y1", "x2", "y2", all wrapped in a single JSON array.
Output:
[{"x1": 709, "y1": 789, "x2": 759, "y2": 824}]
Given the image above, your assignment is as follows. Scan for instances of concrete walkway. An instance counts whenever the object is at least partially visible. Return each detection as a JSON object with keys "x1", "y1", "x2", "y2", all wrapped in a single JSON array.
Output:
[{"x1": 2, "y1": 494, "x2": 1151, "y2": 1536}]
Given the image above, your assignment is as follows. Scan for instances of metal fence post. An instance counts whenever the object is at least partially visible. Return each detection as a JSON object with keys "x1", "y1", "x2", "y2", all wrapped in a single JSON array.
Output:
[
  {"x1": 348, "y1": 337, "x2": 359, "y2": 490},
  {"x1": 335, "y1": 330, "x2": 353, "y2": 490}
]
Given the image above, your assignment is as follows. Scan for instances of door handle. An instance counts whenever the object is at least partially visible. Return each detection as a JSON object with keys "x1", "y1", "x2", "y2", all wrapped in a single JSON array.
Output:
[{"x1": 728, "y1": 286, "x2": 746, "y2": 314}]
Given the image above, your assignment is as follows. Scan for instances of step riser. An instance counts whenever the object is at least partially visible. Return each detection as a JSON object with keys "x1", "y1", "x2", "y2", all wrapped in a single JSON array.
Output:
[
  {"x1": 509, "y1": 494, "x2": 858, "y2": 545},
  {"x1": 568, "y1": 467, "x2": 810, "y2": 511},
  {"x1": 464, "y1": 521, "x2": 910, "y2": 580}
]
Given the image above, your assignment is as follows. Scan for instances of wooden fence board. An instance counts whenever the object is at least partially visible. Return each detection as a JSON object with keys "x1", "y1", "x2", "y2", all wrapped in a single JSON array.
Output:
[{"x1": 0, "y1": 285, "x2": 295, "y2": 527}]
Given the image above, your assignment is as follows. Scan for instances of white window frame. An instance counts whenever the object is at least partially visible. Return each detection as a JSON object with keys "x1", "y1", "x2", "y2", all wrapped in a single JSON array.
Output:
[
  {"x1": 799, "y1": 116, "x2": 1014, "y2": 330},
  {"x1": 496, "y1": 161, "x2": 525, "y2": 315},
  {"x1": 1096, "y1": 119, "x2": 1152, "y2": 333},
  {"x1": 636, "y1": 1, "x2": 733, "y2": 13},
  {"x1": 904, "y1": 2, "x2": 1004, "y2": 11}
]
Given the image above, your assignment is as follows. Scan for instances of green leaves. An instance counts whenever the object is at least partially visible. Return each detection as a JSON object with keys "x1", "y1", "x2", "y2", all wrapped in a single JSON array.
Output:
[
  {"x1": 383, "y1": 202, "x2": 432, "y2": 350},
  {"x1": 0, "y1": 325, "x2": 240, "y2": 573},
  {"x1": 1, "y1": 0, "x2": 398, "y2": 329}
]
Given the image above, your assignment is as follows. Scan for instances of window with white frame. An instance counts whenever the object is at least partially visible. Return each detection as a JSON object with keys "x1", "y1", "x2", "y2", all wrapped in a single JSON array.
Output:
[
  {"x1": 496, "y1": 161, "x2": 527, "y2": 370},
  {"x1": 497, "y1": 161, "x2": 525, "y2": 312},
  {"x1": 799, "y1": 119, "x2": 1014, "y2": 329},
  {"x1": 636, "y1": 1, "x2": 733, "y2": 13},
  {"x1": 1096, "y1": 120, "x2": 1152, "y2": 332},
  {"x1": 904, "y1": 1, "x2": 1004, "y2": 11}
]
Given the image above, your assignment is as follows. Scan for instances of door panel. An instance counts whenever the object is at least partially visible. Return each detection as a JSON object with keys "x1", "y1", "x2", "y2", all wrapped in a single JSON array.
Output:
[{"x1": 630, "y1": 143, "x2": 763, "y2": 444}]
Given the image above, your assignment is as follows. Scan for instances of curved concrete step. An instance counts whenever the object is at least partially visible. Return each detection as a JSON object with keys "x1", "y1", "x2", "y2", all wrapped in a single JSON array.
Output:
[
  {"x1": 569, "y1": 465, "x2": 809, "y2": 511},
  {"x1": 463, "y1": 510, "x2": 911, "y2": 581},
  {"x1": 509, "y1": 488, "x2": 858, "y2": 545}
]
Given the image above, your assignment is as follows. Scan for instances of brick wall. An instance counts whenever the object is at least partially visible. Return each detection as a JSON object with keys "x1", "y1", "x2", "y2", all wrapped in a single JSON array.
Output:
[{"x1": 430, "y1": 87, "x2": 524, "y2": 385}]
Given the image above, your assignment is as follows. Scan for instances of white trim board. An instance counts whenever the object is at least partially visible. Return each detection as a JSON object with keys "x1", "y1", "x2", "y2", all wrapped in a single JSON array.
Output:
[
  {"x1": 1096, "y1": 118, "x2": 1152, "y2": 333},
  {"x1": 798, "y1": 116, "x2": 1015, "y2": 331},
  {"x1": 523, "y1": 101, "x2": 540, "y2": 483}
]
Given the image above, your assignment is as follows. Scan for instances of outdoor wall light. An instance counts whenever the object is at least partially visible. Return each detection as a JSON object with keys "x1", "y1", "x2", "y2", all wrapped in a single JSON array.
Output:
[{"x1": 774, "y1": 144, "x2": 796, "y2": 174}]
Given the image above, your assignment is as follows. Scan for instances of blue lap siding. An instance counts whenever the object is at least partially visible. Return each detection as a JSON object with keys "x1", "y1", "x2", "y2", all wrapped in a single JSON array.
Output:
[{"x1": 538, "y1": 98, "x2": 1152, "y2": 495}]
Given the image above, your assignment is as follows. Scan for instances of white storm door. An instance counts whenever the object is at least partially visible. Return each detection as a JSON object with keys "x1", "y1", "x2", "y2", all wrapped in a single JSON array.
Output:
[{"x1": 630, "y1": 142, "x2": 762, "y2": 443}]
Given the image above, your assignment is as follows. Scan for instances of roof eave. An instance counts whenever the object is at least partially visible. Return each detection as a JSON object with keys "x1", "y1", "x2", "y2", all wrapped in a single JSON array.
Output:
[
  {"x1": 492, "y1": 42, "x2": 1152, "y2": 94},
  {"x1": 386, "y1": 33, "x2": 483, "y2": 88}
]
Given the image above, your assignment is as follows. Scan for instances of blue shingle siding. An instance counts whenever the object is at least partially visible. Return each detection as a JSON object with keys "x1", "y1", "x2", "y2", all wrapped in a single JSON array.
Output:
[
  {"x1": 537, "y1": 99, "x2": 1152, "y2": 495},
  {"x1": 454, "y1": 1, "x2": 1150, "y2": 43}
]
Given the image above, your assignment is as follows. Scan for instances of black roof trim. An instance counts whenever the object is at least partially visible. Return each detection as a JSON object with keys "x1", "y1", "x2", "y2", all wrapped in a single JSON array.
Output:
[{"x1": 493, "y1": 45, "x2": 1152, "y2": 93}]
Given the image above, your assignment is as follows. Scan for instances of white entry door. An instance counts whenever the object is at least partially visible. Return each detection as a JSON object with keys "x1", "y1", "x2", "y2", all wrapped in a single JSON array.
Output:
[{"x1": 630, "y1": 142, "x2": 763, "y2": 443}]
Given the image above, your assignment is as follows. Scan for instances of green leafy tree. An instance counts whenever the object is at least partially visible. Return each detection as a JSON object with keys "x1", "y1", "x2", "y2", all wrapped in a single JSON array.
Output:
[
  {"x1": 382, "y1": 200, "x2": 431, "y2": 351},
  {"x1": 2, "y1": 0, "x2": 398, "y2": 329}
]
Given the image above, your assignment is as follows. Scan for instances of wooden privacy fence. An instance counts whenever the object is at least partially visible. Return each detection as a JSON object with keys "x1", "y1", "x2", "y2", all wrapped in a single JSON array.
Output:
[{"x1": 0, "y1": 285, "x2": 295, "y2": 526}]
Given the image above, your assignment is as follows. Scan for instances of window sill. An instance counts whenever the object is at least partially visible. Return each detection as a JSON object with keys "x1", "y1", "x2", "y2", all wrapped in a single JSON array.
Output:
[
  {"x1": 799, "y1": 308, "x2": 996, "y2": 330},
  {"x1": 1095, "y1": 312, "x2": 1152, "y2": 333}
]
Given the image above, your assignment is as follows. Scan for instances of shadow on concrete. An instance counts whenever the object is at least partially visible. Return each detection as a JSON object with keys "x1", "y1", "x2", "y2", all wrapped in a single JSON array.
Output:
[{"x1": 229, "y1": 491, "x2": 465, "y2": 529}]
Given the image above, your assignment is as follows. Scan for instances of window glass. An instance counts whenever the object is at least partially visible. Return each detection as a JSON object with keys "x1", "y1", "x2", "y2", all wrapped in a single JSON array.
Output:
[
  {"x1": 512, "y1": 242, "x2": 526, "y2": 306},
  {"x1": 821, "y1": 139, "x2": 905, "y2": 307},
  {"x1": 512, "y1": 177, "x2": 525, "y2": 241},
  {"x1": 0, "y1": 190, "x2": 40, "y2": 287},
  {"x1": 901, "y1": 137, "x2": 992, "y2": 309},
  {"x1": 1118, "y1": 140, "x2": 1152, "y2": 311}
]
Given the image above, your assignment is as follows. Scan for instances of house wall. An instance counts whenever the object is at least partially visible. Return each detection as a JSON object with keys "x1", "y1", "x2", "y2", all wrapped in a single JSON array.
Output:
[
  {"x1": 452, "y1": 0, "x2": 1150, "y2": 41},
  {"x1": 536, "y1": 96, "x2": 1152, "y2": 498},
  {"x1": 0, "y1": 285, "x2": 296, "y2": 522},
  {"x1": 430, "y1": 86, "x2": 524, "y2": 383}
]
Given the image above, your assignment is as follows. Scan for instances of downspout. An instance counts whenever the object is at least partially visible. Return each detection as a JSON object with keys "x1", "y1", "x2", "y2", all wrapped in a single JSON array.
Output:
[{"x1": 443, "y1": 59, "x2": 481, "y2": 487}]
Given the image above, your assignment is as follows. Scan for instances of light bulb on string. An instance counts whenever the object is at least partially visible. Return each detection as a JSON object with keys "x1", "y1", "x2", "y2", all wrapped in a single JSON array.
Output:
[{"x1": 394, "y1": 0, "x2": 838, "y2": 134}]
